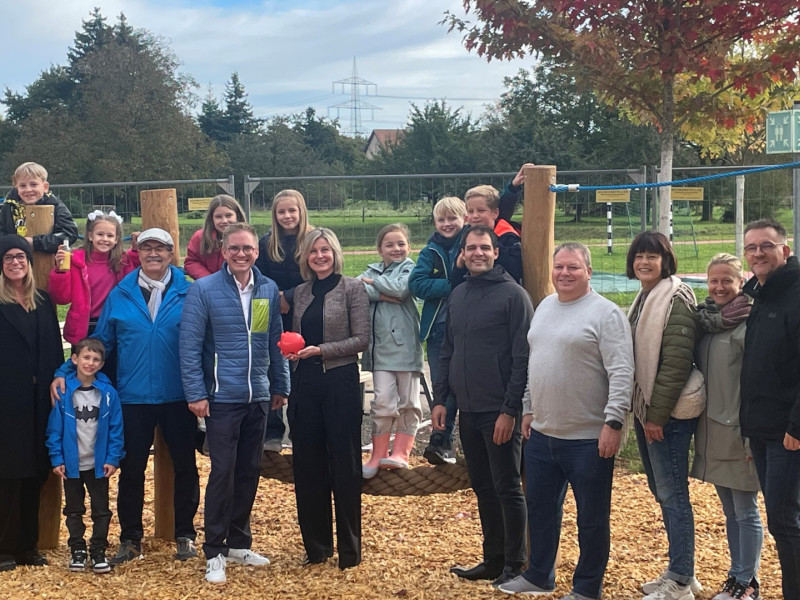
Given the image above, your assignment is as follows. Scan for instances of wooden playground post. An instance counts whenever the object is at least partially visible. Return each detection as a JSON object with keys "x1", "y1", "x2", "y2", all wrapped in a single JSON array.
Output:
[
  {"x1": 26, "y1": 204, "x2": 62, "y2": 550},
  {"x1": 139, "y1": 188, "x2": 181, "y2": 541},
  {"x1": 521, "y1": 165, "x2": 556, "y2": 307}
]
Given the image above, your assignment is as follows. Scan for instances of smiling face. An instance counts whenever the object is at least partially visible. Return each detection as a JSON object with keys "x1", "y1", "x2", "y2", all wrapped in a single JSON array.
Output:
[
  {"x1": 212, "y1": 205, "x2": 238, "y2": 236},
  {"x1": 552, "y1": 249, "x2": 592, "y2": 302},
  {"x1": 275, "y1": 197, "x2": 301, "y2": 234},
  {"x1": 434, "y1": 212, "x2": 465, "y2": 238},
  {"x1": 378, "y1": 231, "x2": 410, "y2": 266},
  {"x1": 15, "y1": 176, "x2": 49, "y2": 205},
  {"x1": 72, "y1": 347, "x2": 104, "y2": 380},
  {"x1": 463, "y1": 230, "x2": 498, "y2": 276},
  {"x1": 633, "y1": 251, "x2": 664, "y2": 292},
  {"x1": 222, "y1": 230, "x2": 259, "y2": 281},
  {"x1": 138, "y1": 241, "x2": 173, "y2": 280},
  {"x1": 706, "y1": 263, "x2": 742, "y2": 307},
  {"x1": 465, "y1": 195, "x2": 499, "y2": 228},
  {"x1": 308, "y1": 236, "x2": 335, "y2": 279},
  {"x1": 744, "y1": 226, "x2": 790, "y2": 285},
  {"x1": 2, "y1": 249, "x2": 29, "y2": 284},
  {"x1": 87, "y1": 220, "x2": 118, "y2": 254}
]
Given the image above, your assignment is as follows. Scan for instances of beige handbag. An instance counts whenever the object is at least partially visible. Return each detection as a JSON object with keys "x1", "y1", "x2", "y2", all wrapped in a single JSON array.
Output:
[{"x1": 671, "y1": 367, "x2": 706, "y2": 420}]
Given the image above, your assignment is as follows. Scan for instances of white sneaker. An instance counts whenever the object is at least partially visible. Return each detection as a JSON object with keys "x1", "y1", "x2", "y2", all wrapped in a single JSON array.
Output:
[
  {"x1": 643, "y1": 572, "x2": 702, "y2": 595},
  {"x1": 226, "y1": 548, "x2": 270, "y2": 566},
  {"x1": 205, "y1": 553, "x2": 226, "y2": 583},
  {"x1": 643, "y1": 579, "x2": 695, "y2": 600}
]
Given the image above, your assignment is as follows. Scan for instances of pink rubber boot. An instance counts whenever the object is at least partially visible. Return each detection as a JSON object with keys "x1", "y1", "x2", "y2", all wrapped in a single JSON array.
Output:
[
  {"x1": 379, "y1": 433, "x2": 415, "y2": 470},
  {"x1": 362, "y1": 433, "x2": 390, "y2": 479}
]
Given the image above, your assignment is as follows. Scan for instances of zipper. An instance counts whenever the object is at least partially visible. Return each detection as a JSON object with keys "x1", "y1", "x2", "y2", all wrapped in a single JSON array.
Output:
[{"x1": 213, "y1": 352, "x2": 220, "y2": 394}]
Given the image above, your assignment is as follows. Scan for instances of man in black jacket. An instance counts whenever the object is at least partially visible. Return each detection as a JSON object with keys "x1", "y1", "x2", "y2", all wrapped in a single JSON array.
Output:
[
  {"x1": 740, "y1": 218, "x2": 800, "y2": 600},
  {"x1": 432, "y1": 225, "x2": 533, "y2": 589}
]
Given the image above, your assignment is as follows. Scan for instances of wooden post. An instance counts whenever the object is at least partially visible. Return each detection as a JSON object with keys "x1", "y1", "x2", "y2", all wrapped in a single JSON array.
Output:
[
  {"x1": 521, "y1": 165, "x2": 556, "y2": 308},
  {"x1": 23, "y1": 204, "x2": 62, "y2": 550},
  {"x1": 139, "y1": 188, "x2": 180, "y2": 541}
]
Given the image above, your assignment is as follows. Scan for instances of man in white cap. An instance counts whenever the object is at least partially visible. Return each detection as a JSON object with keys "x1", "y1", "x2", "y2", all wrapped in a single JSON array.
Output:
[{"x1": 52, "y1": 228, "x2": 200, "y2": 565}]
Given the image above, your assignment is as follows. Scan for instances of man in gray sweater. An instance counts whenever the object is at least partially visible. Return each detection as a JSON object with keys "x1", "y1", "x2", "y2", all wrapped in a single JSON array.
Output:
[{"x1": 498, "y1": 242, "x2": 634, "y2": 600}]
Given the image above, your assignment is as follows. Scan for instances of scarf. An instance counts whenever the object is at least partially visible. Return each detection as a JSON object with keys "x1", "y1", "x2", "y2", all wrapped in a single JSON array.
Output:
[
  {"x1": 628, "y1": 275, "x2": 696, "y2": 425},
  {"x1": 138, "y1": 268, "x2": 172, "y2": 322}
]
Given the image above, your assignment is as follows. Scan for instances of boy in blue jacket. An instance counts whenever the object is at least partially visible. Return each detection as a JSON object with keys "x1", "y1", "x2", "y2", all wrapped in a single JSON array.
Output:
[{"x1": 46, "y1": 338, "x2": 124, "y2": 575}]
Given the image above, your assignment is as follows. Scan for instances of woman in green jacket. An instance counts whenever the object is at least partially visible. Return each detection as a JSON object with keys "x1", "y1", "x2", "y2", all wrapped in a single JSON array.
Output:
[{"x1": 627, "y1": 231, "x2": 700, "y2": 600}]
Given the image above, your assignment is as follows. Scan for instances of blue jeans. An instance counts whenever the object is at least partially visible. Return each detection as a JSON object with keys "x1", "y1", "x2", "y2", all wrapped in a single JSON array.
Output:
[
  {"x1": 634, "y1": 417, "x2": 696, "y2": 583},
  {"x1": 715, "y1": 485, "x2": 763, "y2": 586},
  {"x1": 459, "y1": 411, "x2": 526, "y2": 566},
  {"x1": 522, "y1": 430, "x2": 613, "y2": 599},
  {"x1": 749, "y1": 437, "x2": 800, "y2": 600},
  {"x1": 427, "y1": 322, "x2": 456, "y2": 447}
]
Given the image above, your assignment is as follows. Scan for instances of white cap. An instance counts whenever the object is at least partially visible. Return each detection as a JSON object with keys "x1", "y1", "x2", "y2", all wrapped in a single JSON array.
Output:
[{"x1": 137, "y1": 228, "x2": 174, "y2": 248}]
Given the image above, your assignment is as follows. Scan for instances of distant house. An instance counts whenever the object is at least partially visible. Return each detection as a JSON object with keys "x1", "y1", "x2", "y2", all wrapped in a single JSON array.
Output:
[{"x1": 364, "y1": 129, "x2": 405, "y2": 159}]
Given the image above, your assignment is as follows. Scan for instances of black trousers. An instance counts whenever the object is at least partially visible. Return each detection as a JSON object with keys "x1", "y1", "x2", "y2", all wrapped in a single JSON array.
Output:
[
  {"x1": 0, "y1": 477, "x2": 42, "y2": 559},
  {"x1": 459, "y1": 410, "x2": 527, "y2": 567},
  {"x1": 63, "y1": 470, "x2": 111, "y2": 552},
  {"x1": 117, "y1": 403, "x2": 199, "y2": 543},
  {"x1": 203, "y1": 402, "x2": 267, "y2": 559},
  {"x1": 288, "y1": 362, "x2": 362, "y2": 568}
]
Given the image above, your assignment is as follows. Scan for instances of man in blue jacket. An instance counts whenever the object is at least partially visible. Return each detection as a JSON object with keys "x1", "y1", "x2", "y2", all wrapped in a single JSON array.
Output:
[
  {"x1": 51, "y1": 228, "x2": 200, "y2": 565},
  {"x1": 180, "y1": 222, "x2": 290, "y2": 584}
]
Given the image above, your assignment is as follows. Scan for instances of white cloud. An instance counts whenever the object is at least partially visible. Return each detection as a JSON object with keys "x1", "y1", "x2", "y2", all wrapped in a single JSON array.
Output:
[{"x1": 0, "y1": 0, "x2": 532, "y2": 131}]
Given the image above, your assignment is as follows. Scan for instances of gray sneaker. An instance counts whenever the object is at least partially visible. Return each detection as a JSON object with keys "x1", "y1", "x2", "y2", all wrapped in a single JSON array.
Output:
[
  {"x1": 497, "y1": 574, "x2": 555, "y2": 595},
  {"x1": 558, "y1": 593, "x2": 597, "y2": 600},
  {"x1": 643, "y1": 572, "x2": 702, "y2": 596},
  {"x1": 108, "y1": 541, "x2": 142, "y2": 565},
  {"x1": 174, "y1": 537, "x2": 197, "y2": 561}
]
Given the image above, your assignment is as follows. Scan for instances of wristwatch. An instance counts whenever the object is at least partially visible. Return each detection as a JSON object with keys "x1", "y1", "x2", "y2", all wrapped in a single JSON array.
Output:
[{"x1": 605, "y1": 419, "x2": 623, "y2": 431}]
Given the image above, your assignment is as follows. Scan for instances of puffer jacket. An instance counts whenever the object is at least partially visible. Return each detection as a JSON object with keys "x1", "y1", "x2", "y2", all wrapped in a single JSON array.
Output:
[
  {"x1": 0, "y1": 189, "x2": 79, "y2": 252},
  {"x1": 49, "y1": 248, "x2": 140, "y2": 344},
  {"x1": 57, "y1": 265, "x2": 190, "y2": 404},
  {"x1": 292, "y1": 275, "x2": 369, "y2": 372},
  {"x1": 359, "y1": 257, "x2": 423, "y2": 372},
  {"x1": 433, "y1": 265, "x2": 533, "y2": 416},
  {"x1": 45, "y1": 371, "x2": 125, "y2": 479},
  {"x1": 180, "y1": 265, "x2": 290, "y2": 404}
]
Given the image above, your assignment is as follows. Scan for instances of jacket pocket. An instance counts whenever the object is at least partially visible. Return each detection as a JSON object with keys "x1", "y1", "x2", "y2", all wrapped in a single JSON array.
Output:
[{"x1": 251, "y1": 298, "x2": 270, "y2": 333}]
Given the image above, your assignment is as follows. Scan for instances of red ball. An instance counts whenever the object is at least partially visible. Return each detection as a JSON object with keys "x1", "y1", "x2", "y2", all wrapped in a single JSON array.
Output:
[{"x1": 277, "y1": 331, "x2": 305, "y2": 356}]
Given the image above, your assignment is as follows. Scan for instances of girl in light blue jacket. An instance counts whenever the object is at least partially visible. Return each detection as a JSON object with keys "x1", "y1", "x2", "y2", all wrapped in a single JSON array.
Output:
[{"x1": 359, "y1": 224, "x2": 423, "y2": 478}]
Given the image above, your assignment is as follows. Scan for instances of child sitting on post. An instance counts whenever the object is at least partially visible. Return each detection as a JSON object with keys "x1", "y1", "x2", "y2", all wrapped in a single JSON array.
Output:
[
  {"x1": 0, "y1": 162, "x2": 79, "y2": 252},
  {"x1": 46, "y1": 338, "x2": 124, "y2": 574}
]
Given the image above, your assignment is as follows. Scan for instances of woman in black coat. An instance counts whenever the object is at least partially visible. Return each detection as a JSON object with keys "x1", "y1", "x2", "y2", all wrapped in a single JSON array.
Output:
[{"x1": 0, "y1": 235, "x2": 64, "y2": 571}]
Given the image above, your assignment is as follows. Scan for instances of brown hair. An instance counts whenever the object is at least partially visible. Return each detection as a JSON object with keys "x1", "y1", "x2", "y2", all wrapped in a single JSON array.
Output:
[
  {"x1": 376, "y1": 223, "x2": 410, "y2": 249},
  {"x1": 200, "y1": 195, "x2": 247, "y2": 256},
  {"x1": 74, "y1": 337, "x2": 106, "y2": 361},
  {"x1": 84, "y1": 214, "x2": 126, "y2": 273}
]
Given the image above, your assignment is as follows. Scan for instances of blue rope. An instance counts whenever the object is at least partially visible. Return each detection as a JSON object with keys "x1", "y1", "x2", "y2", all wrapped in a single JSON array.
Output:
[{"x1": 550, "y1": 161, "x2": 800, "y2": 192}]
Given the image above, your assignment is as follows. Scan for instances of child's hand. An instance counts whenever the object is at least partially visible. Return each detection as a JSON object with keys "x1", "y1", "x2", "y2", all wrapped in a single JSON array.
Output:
[
  {"x1": 360, "y1": 277, "x2": 374, "y2": 285},
  {"x1": 103, "y1": 464, "x2": 117, "y2": 478},
  {"x1": 378, "y1": 293, "x2": 401, "y2": 304},
  {"x1": 130, "y1": 231, "x2": 140, "y2": 251},
  {"x1": 512, "y1": 163, "x2": 536, "y2": 187},
  {"x1": 456, "y1": 250, "x2": 466, "y2": 269},
  {"x1": 53, "y1": 465, "x2": 66, "y2": 480},
  {"x1": 54, "y1": 247, "x2": 67, "y2": 271}
]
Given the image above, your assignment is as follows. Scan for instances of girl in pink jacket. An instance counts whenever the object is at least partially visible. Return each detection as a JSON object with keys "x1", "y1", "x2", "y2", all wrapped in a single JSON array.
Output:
[{"x1": 184, "y1": 195, "x2": 247, "y2": 279}]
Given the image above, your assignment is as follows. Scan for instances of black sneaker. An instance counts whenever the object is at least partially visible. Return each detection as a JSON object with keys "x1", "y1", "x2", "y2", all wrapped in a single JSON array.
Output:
[
  {"x1": 91, "y1": 550, "x2": 111, "y2": 574},
  {"x1": 108, "y1": 541, "x2": 142, "y2": 565},
  {"x1": 69, "y1": 548, "x2": 87, "y2": 572},
  {"x1": 423, "y1": 443, "x2": 456, "y2": 465},
  {"x1": 730, "y1": 580, "x2": 758, "y2": 599},
  {"x1": 174, "y1": 537, "x2": 197, "y2": 561}
]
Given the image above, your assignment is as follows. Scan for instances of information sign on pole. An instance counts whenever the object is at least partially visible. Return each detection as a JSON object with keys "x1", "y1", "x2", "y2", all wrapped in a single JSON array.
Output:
[
  {"x1": 670, "y1": 187, "x2": 704, "y2": 201},
  {"x1": 595, "y1": 189, "x2": 630, "y2": 203}
]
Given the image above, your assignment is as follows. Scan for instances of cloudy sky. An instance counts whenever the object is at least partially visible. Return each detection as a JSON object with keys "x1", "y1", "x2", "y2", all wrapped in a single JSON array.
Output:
[{"x1": 2, "y1": 0, "x2": 534, "y2": 135}]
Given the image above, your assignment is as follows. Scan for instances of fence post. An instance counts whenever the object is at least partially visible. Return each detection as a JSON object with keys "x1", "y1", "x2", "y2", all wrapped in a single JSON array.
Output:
[
  {"x1": 735, "y1": 175, "x2": 745, "y2": 258},
  {"x1": 521, "y1": 165, "x2": 556, "y2": 308},
  {"x1": 139, "y1": 188, "x2": 180, "y2": 541}
]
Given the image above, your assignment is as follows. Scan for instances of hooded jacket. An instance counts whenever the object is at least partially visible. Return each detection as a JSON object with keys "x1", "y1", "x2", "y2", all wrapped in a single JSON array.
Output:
[
  {"x1": 45, "y1": 371, "x2": 125, "y2": 479},
  {"x1": 0, "y1": 189, "x2": 79, "y2": 252},
  {"x1": 433, "y1": 265, "x2": 533, "y2": 416},
  {"x1": 741, "y1": 255, "x2": 800, "y2": 440}
]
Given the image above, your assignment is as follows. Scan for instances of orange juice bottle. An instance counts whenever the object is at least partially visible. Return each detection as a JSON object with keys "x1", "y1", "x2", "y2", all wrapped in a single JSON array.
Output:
[{"x1": 60, "y1": 241, "x2": 71, "y2": 270}]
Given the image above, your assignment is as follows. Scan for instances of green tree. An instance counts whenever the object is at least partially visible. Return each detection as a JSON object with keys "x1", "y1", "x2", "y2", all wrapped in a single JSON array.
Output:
[{"x1": 223, "y1": 72, "x2": 260, "y2": 137}]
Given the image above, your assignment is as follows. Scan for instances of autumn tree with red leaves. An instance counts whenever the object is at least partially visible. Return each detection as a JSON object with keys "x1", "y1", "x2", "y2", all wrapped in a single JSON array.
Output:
[{"x1": 445, "y1": 1, "x2": 800, "y2": 234}]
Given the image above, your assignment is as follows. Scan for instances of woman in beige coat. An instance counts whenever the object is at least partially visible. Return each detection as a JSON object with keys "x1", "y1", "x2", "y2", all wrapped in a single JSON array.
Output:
[{"x1": 693, "y1": 253, "x2": 762, "y2": 600}]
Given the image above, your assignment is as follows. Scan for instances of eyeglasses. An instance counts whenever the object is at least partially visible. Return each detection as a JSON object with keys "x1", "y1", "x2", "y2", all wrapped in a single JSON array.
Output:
[
  {"x1": 744, "y1": 242, "x2": 785, "y2": 255},
  {"x1": 2, "y1": 253, "x2": 28, "y2": 264},
  {"x1": 139, "y1": 244, "x2": 170, "y2": 254},
  {"x1": 226, "y1": 245, "x2": 255, "y2": 256}
]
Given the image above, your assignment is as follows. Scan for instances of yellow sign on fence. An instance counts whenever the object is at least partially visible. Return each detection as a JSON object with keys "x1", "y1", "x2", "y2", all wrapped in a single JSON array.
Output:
[
  {"x1": 595, "y1": 190, "x2": 631, "y2": 203},
  {"x1": 188, "y1": 197, "x2": 212, "y2": 211},
  {"x1": 670, "y1": 187, "x2": 704, "y2": 201}
]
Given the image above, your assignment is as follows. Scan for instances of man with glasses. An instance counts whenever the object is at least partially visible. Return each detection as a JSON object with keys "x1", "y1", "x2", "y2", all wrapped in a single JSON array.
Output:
[
  {"x1": 51, "y1": 228, "x2": 201, "y2": 565},
  {"x1": 739, "y1": 218, "x2": 800, "y2": 600},
  {"x1": 180, "y1": 222, "x2": 289, "y2": 584}
]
